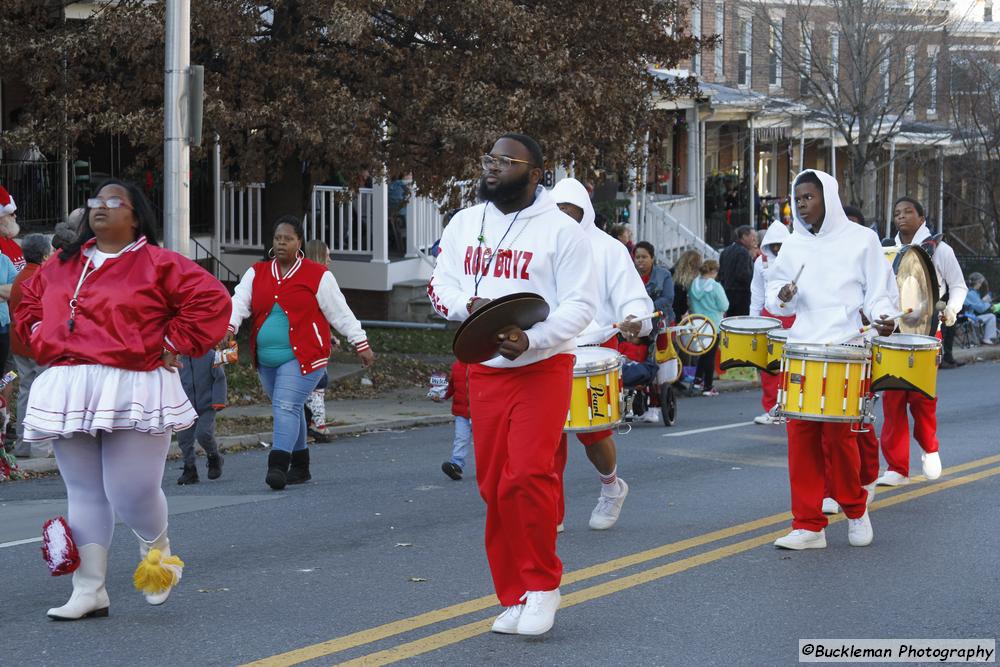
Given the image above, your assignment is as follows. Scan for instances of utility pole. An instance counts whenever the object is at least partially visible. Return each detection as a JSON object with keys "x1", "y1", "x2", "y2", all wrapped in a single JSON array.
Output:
[{"x1": 163, "y1": 0, "x2": 191, "y2": 255}]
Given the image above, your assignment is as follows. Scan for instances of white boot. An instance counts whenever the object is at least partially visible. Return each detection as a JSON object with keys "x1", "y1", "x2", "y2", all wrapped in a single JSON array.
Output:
[
  {"x1": 134, "y1": 527, "x2": 184, "y2": 605},
  {"x1": 47, "y1": 544, "x2": 110, "y2": 620}
]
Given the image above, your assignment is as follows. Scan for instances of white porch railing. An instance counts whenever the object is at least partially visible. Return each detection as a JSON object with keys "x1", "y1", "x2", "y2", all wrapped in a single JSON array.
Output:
[
  {"x1": 638, "y1": 195, "x2": 719, "y2": 267},
  {"x1": 220, "y1": 182, "x2": 265, "y2": 249},
  {"x1": 310, "y1": 186, "x2": 374, "y2": 255},
  {"x1": 406, "y1": 194, "x2": 444, "y2": 265}
]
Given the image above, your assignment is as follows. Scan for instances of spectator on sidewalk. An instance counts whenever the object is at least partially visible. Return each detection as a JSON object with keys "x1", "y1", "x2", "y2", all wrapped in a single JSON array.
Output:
[
  {"x1": 717, "y1": 225, "x2": 756, "y2": 316},
  {"x1": 227, "y1": 216, "x2": 374, "y2": 490},
  {"x1": 10, "y1": 234, "x2": 52, "y2": 458},
  {"x1": 964, "y1": 272, "x2": 997, "y2": 345},
  {"x1": 632, "y1": 241, "x2": 674, "y2": 324},
  {"x1": 433, "y1": 360, "x2": 472, "y2": 481},
  {"x1": 176, "y1": 350, "x2": 227, "y2": 485},
  {"x1": 671, "y1": 249, "x2": 702, "y2": 322},
  {"x1": 0, "y1": 186, "x2": 25, "y2": 271},
  {"x1": 609, "y1": 224, "x2": 634, "y2": 254},
  {"x1": 688, "y1": 259, "x2": 729, "y2": 396}
]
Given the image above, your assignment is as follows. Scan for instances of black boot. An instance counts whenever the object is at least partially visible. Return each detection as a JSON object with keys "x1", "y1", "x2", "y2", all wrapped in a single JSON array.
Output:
[
  {"x1": 206, "y1": 452, "x2": 224, "y2": 480},
  {"x1": 265, "y1": 450, "x2": 291, "y2": 490},
  {"x1": 286, "y1": 449, "x2": 311, "y2": 484},
  {"x1": 177, "y1": 464, "x2": 199, "y2": 485}
]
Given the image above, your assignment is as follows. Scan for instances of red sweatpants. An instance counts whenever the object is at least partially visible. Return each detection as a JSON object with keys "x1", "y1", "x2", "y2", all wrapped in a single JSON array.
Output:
[
  {"x1": 469, "y1": 354, "x2": 573, "y2": 606},
  {"x1": 555, "y1": 336, "x2": 619, "y2": 524},
  {"x1": 787, "y1": 419, "x2": 868, "y2": 530},
  {"x1": 759, "y1": 309, "x2": 794, "y2": 412},
  {"x1": 880, "y1": 390, "x2": 939, "y2": 477},
  {"x1": 823, "y1": 424, "x2": 880, "y2": 494}
]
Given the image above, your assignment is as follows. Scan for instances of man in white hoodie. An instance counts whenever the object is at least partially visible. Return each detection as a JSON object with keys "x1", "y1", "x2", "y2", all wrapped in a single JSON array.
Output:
[
  {"x1": 766, "y1": 170, "x2": 898, "y2": 551},
  {"x1": 428, "y1": 134, "x2": 596, "y2": 636},
  {"x1": 549, "y1": 178, "x2": 654, "y2": 532},
  {"x1": 749, "y1": 221, "x2": 793, "y2": 425},
  {"x1": 876, "y1": 196, "x2": 967, "y2": 487}
]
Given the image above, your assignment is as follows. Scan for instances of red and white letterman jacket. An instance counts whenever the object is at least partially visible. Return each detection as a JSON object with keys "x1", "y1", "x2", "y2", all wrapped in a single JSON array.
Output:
[
  {"x1": 229, "y1": 257, "x2": 369, "y2": 375},
  {"x1": 15, "y1": 236, "x2": 232, "y2": 371}
]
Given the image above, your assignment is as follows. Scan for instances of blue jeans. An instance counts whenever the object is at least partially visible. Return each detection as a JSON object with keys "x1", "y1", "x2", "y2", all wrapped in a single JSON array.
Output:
[
  {"x1": 450, "y1": 416, "x2": 473, "y2": 468},
  {"x1": 258, "y1": 360, "x2": 326, "y2": 453}
]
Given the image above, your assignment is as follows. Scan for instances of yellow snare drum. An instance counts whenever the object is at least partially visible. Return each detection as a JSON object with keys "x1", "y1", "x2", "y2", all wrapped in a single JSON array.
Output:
[
  {"x1": 719, "y1": 316, "x2": 782, "y2": 371},
  {"x1": 778, "y1": 343, "x2": 870, "y2": 422},
  {"x1": 870, "y1": 334, "x2": 941, "y2": 399},
  {"x1": 765, "y1": 328, "x2": 790, "y2": 374},
  {"x1": 565, "y1": 348, "x2": 623, "y2": 432}
]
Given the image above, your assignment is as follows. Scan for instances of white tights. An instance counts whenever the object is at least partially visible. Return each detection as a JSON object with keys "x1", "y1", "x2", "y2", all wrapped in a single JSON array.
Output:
[{"x1": 52, "y1": 430, "x2": 171, "y2": 548}]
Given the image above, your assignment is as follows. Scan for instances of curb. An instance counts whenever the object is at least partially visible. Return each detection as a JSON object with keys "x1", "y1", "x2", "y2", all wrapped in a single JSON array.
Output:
[{"x1": 13, "y1": 413, "x2": 456, "y2": 477}]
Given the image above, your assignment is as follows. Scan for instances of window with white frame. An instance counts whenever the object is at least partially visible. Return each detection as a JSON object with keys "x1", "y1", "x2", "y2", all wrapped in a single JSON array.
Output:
[
  {"x1": 714, "y1": 1, "x2": 725, "y2": 79},
  {"x1": 692, "y1": 2, "x2": 702, "y2": 76},
  {"x1": 830, "y1": 30, "x2": 840, "y2": 98},
  {"x1": 799, "y1": 24, "x2": 812, "y2": 95},
  {"x1": 738, "y1": 15, "x2": 752, "y2": 87},
  {"x1": 927, "y1": 45, "x2": 939, "y2": 115},
  {"x1": 880, "y1": 48, "x2": 890, "y2": 107},
  {"x1": 769, "y1": 18, "x2": 783, "y2": 87},
  {"x1": 905, "y1": 45, "x2": 916, "y2": 115}
]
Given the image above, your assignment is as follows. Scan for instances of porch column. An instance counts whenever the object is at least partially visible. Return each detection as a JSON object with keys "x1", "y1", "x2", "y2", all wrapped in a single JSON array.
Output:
[
  {"x1": 938, "y1": 147, "x2": 944, "y2": 235},
  {"x1": 748, "y1": 115, "x2": 756, "y2": 229},
  {"x1": 830, "y1": 128, "x2": 837, "y2": 179},
  {"x1": 686, "y1": 107, "x2": 699, "y2": 198},
  {"x1": 885, "y1": 140, "x2": 896, "y2": 239},
  {"x1": 371, "y1": 177, "x2": 390, "y2": 265}
]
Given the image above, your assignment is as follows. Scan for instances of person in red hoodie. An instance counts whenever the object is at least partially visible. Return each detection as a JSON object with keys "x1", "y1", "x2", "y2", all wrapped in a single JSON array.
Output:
[{"x1": 435, "y1": 360, "x2": 471, "y2": 480}]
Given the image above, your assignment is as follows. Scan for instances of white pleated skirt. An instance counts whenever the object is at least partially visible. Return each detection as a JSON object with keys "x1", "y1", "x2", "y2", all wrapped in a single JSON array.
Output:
[{"x1": 23, "y1": 365, "x2": 197, "y2": 442}]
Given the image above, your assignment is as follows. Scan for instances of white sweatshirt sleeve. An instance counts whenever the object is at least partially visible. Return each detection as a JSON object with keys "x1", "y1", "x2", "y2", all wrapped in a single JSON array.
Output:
[
  {"x1": 228, "y1": 267, "x2": 255, "y2": 333},
  {"x1": 862, "y1": 239, "x2": 900, "y2": 321},
  {"x1": 427, "y1": 222, "x2": 473, "y2": 321},
  {"x1": 317, "y1": 272, "x2": 369, "y2": 350},
  {"x1": 935, "y1": 244, "x2": 968, "y2": 313},
  {"x1": 765, "y1": 252, "x2": 799, "y2": 315},
  {"x1": 749, "y1": 257, "x2": 765, "y2": 317},
  {"x1": 607, "y1": 242, "x2": 654, "y2": 336},
  {"x1": 524, "y1": 227, "x2": 597, "y2": 350}
]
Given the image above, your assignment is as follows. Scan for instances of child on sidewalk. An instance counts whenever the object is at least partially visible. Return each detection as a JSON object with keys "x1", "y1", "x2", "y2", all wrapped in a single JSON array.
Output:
[
  {"x1": 176, "y1": 349, "x2": 228, "y2": 485},
  {"x1": 431, "y1": 360, "x2": 471, "y2": 480},
  {"x1": 688, "y1": 259, "x2": 730, "y2": 396}
]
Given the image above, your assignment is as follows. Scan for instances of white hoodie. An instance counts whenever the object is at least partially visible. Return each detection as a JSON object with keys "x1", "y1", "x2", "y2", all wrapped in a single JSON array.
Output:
[
  {"x1": 428, "y1": 186, "x2": 596, "y2": 368},
  {"x1": 765, "y1": 170, "x2": 899, "y2": 344},
  {"x1": 749, "y1": 221, "x2": 790, "y2": 317},
  {"x1": 892, "y1": 222, "x2": 967, "y2": 316},
  {"x1": 550, "y1": 178, "x2": 654, "y2": 345}
]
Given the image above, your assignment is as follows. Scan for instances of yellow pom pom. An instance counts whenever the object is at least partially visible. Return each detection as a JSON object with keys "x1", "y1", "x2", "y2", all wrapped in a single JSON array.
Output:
[{"x1": 133, "y1": 548, "x2": 185, "y2": 595}]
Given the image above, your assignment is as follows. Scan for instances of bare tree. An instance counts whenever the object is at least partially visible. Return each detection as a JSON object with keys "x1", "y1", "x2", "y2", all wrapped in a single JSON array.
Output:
[
  {"x1": 946, "y1": 54, "x2": 1000, "y2": 254},
  {"x1": 742, "y1": 0, "x2": 949, "y2": 212}
]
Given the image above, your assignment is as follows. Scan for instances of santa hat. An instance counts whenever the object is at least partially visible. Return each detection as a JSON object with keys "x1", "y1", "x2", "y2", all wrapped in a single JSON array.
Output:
[{"x1": 0, "y1": 186, "x2": 15, "y2": 217}]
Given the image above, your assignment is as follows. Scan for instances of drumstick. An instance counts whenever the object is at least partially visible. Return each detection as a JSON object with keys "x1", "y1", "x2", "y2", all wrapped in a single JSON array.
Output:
[
  {"x1": 779, "y1": 264, "x2": 805, "y2": 309},
  {"x1": 856, "y1": 307, "x2": 914, "y2": 335},
  {"x1": 613, "y1": 311, "x2": 662, "y2": 329}
]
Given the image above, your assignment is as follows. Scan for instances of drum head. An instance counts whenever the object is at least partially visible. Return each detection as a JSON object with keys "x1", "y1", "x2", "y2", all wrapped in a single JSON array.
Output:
[
  {"x1": 720, "y1": 316, "x2": 782, "y2": 333},
  {"x1": 767, "y1": 328, "x2": 790, "y2": 342},
  {"x1": 873, "y1": 333, "x2": 941, "y2": 351},
  {"x1": 894, "y1": 245, "x2": 940, "y2": 336},
  {"x1": 453, "y1": 292, "x2": 550, "y2": 363},
  {"x1": 574, "y1": 347, "x2": 621, "y2": 373},
  {"x1": 784, "y1": 342, "x2": 869, "y2": 361}
]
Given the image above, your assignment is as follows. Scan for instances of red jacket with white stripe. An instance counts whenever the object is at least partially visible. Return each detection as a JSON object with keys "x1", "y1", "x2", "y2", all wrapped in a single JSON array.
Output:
[
  {"x1": 228, "y1": 258, "x2": 370, "y2": 375},
  {"x1": 445, "y1": 360, "x2": 469, "y2": 419},
  {"x1": 14, "y1": 237, "x2": 232, "y2": 371}
]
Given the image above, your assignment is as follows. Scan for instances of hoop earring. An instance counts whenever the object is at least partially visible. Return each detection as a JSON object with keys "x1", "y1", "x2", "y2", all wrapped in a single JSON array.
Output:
[
  {"x1": 296, "y1": 248, "x2": 305, "y2": 259},
  {"x1": 268, "y1": 247, "x2": 275, "y2": 258}
]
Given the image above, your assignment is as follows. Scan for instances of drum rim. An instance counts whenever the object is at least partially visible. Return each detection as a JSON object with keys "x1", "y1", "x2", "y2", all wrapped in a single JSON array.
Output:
[
  {"x1": 872, "y1": 334, "x2": 942, "y2": 351},
  {"x1": 783, "y1": 343, "x2": 870, "y2": 361},
  {"x1": 766, "y1": 329, "x2": 791, "y2": 341},
  {"x1": 572, "y1": 348, "x2": 622, "y2": 375},
  {"x1": 776, "y1": 410, "x2": 865, "y2": 423},
  {"x1": 565, "y1": 417, "x2": 623, "y2": 432},
  {"x1": 720, "y1": 316, "x2": 783, "y2": 333}
]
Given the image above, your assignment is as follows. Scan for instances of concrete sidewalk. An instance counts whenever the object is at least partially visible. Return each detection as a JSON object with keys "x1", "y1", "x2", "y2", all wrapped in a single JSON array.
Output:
[{"x1": 9, "y1": 342, "x2": 1000, "y2": 478}]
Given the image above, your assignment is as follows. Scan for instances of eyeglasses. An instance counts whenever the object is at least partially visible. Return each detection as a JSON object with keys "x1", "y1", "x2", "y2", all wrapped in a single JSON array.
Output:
[
  {"x1": 480, "y1": 154, "x2": 535, "y2": 171},
  {"x1": 87, "y1": 196, "x2": 132, "y2": 210}
]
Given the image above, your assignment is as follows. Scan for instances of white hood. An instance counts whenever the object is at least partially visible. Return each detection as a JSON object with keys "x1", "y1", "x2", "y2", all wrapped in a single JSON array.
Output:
[
  {"x1": 550, "y1": 178, "x2": 596, "y2": 233},
  {"x1": 759, "y1": 221, "x2": 790, "y2": 261},
  {"x1": 765, "y1": 170, "x2": 899, "y2": 344}
]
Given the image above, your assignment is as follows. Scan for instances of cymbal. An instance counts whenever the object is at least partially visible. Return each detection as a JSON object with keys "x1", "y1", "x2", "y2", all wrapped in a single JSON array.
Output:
[
  {"x1": 893, "y1": 245, "x2": 939, "y2": 336},
  {"x1": 452, "y1": 292, "x2": 550, "y2": 363}
]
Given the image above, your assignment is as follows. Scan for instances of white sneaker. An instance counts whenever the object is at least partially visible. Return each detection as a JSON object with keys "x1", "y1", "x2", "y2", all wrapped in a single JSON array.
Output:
[
  {"x1": 863, "y1": 482, "x2": 876, "y2": 508},
  {"x1": 821, "y1": 497, "x2": 840, "y2": 515},
  {"x1": 921, "y1": 452, "x2": 942, "y2": 480},
  {"x1": 875, "y1": 470, "x2": 909, "y2": 487},
  {"x1": 516, "y1": 589, "x2": 561, "y2": 636},
  {"x1": 556, "y1": 522, "x2": 565, "y2": 534},
  {"x1": 640, "y1": 407, "x2": 662, "y2": 424},
  {"x1": 491, "y1": 605, "x2": 523, "y2": 634},
  {"x1": 589, "y1": 479, "x2": 629, "y2": 530},
  {"x1": 847, "y1": 510, "x2": 874, "y2": 546},
  {"x1": 773, "y1": 529, "x2": 827, "y2": 550},
  {"x1": 754, "y1": 412, "x2": 778, "y2": 425}
]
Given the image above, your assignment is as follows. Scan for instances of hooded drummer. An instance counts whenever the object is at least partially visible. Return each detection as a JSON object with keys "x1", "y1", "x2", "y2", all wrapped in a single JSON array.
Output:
[
  {"x1": 765, "y1": 170, "x2": 898, "y2": 551},
  {"x1": 749, "y1": 221, "x2": 792, "y2": 425}
]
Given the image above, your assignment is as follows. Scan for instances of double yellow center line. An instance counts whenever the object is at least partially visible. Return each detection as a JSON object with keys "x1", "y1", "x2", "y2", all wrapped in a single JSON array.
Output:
[{"x1": 246, "y1": 453, "x2": 1000, "y2": 667}]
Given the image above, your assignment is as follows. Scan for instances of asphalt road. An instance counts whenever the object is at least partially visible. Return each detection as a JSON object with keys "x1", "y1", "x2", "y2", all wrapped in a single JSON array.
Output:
[{"x1": 2, "y1": 362, "x2": 998, "y2": 667}]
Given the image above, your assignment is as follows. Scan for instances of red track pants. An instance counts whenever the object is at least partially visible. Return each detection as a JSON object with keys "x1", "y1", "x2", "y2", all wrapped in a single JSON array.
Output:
[
  {"x1": 759, "y1": 309, "x2": 794, "y2": 412},
  {"x1": 787, "y1": 419, "x2": 868, "y2": 530},
  {"x1": 469, "y1": 354, "x2": 573, "y2": 606},
  {"x1": 880, "y1": 390, "x2": 939, "y2": 477},
  {"x1": 824, "y1": 424, "x2": 880, "y2": 495}
]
